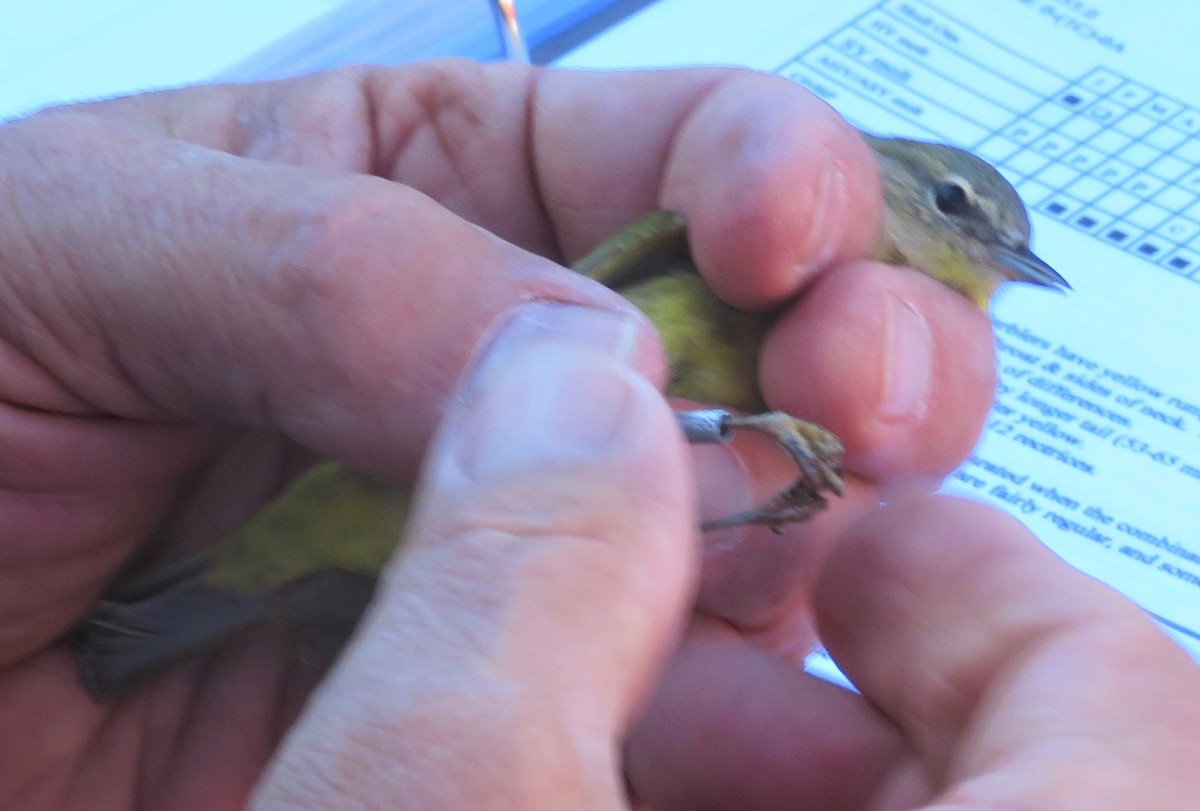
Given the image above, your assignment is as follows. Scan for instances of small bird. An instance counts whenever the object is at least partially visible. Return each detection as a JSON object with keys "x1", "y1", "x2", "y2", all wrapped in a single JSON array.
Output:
[{"x1": 71, "y1": 134, "x2": 1065, "y2": 701}]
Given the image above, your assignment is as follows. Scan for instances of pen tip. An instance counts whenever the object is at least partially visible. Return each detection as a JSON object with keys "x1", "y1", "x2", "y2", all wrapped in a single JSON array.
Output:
[{"x1": 491, "y1": 0, "x2": 531, "y2": 64}]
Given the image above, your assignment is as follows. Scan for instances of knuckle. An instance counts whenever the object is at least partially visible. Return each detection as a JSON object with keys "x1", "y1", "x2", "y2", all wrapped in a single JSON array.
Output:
[
  {"x1": 263, "y1": 176, "x2": 424, "y2": 402},
  {"x1": 233, "y1": 65, "x2": 374, "y2": 166},
  {"x1": 367, "y1": 59, "x2": 534, "y2": 209},
  {"x1": 275, "y1": 176, "x2": 407, "y2": 322}
]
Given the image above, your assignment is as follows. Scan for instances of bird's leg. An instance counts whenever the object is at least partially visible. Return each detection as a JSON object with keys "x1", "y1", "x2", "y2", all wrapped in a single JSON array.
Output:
[
  {"x1": 570, "y1": 213, "x2": 849, "y2": 531},
  {"x1": 675, "y1": 409, "x2": 845, "y2": 532}
]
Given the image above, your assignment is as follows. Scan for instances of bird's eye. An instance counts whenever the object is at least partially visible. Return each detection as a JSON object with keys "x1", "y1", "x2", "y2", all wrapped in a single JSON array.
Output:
[{"x1": 934, "y1": 181, "x2": 972, "y2": 216}]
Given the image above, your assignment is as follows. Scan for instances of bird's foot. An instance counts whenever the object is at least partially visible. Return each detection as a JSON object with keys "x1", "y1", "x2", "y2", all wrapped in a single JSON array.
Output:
[{"x1": 676, "y1": 409, "x2": 845, "y2": 532}]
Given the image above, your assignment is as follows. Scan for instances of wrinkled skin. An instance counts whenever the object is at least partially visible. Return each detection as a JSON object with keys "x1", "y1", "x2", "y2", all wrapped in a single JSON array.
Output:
[{"x1": 1, "y1": 62, "x2": 1196, "y2": 810}]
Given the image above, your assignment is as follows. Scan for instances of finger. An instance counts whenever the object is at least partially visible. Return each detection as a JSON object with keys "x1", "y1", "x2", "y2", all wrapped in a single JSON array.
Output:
[
  {"x1": 69, "y1": 63, "x2": 563, "y2": 255},
  {"x1": 74, "y1": 63, "x2": 882, "y2": 309},
  {"x1": 686, "y1": 261, "x2": 994, "y2": 629},
  {"x1": 0, "y1": 406, "x2": 202, "y2": 662},
  {"x1": 625, "y1": 618, "x2": 923, "y2": 811},
  {"x1": 815, "y1": 495, "x2": 1200, "y2": 807},
  {"x1": 254, "y1": 303, "x2": 695, "y2": 808},
  {"x1": 761, "y1": 261, "x2": 996, "y2": 482},
  {"x1": 535, "y1": 68, "x2": 881, "y2": 307},
  {"x1": 690, "y1": 452, "x2": 882, "y2": 630},
  {"x1": 0, "y1": 111, "x2": 660, "y2": 479}
]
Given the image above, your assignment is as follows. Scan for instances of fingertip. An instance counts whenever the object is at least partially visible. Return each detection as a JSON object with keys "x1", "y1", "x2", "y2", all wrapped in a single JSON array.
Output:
[
  {"x1": 816, "y1": 494, "x2": 1200, "y2": 806},
  {"x1": 661, "y1": 73, "x2": 880, "y2": 309},
  {"x1": 394, "y1": 301, "x2": 698, "y2": 726},
  {"x1": 827, "y1": 493, "x2": 1037, "y2": 595},
  {"x1": 760, "y1": 261, "x2": 995, "y2": 482},
  {"x1": 814, "y1": 491, "x2": 1162, "y2": 699},
  {"x1": 812, "y1": 493, "x2": 1043, "y2": 695}
]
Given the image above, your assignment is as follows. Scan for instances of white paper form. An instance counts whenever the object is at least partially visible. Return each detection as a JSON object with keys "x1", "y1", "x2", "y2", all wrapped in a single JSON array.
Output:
[
  {"x1": 0, "y1": 1, "x2": 346, "y2": 120},
  {"x1": 559, "y1": 1, "x2": 1200, "y2": 666}
]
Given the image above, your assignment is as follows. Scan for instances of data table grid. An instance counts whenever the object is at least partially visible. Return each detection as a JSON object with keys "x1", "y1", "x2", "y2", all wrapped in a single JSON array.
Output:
[
  {"x1": 781, "y1": 0, "x2": 1200, "y2": 281},
  {"x1": 1000, "y1": 67, "x2": 1200, "y2": 277}
]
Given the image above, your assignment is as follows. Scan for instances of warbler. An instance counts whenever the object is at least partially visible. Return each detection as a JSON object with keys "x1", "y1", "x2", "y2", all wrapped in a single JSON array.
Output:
[{"x1": 71, "y1": 134, "x2": 1064, "y2": 701}]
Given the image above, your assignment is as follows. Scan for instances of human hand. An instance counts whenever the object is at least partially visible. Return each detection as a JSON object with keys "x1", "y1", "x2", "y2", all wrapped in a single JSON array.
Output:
[
  {"x1": 0, "y1": 62, "x2": 993, "y2": 807},
  {"x1": 249, "y1": 311, "x2": 1200, "y2": 809},
  {"x1": 628, "y1": 495, "x2": 1200, "y2": 810}
]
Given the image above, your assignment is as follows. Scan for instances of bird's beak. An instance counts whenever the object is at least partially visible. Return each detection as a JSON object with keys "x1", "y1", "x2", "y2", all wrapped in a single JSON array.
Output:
[{"x1": 991, "y1": 245, "x2": 1070, "y2": 290}]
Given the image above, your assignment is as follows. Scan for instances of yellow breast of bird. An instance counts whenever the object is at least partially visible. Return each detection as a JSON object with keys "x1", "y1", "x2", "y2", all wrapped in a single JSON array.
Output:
[{"x1": 617, "y1": 260, "x2": 768, "y2": 415}]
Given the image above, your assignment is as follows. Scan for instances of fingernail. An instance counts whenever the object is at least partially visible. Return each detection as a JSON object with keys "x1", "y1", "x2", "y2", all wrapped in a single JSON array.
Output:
[
  {"x1": 793, "y1": 152, "x2": 847, "y2": 279},
  {"x1": 880, "y1": 293, "x2": 933, "y2": 420},
  {"x1": 452, "y1": 302, "x2": 646, "y2": 480}
]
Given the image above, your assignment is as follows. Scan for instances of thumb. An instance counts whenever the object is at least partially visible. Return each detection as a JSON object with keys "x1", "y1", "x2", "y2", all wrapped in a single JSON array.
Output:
[{"x1": 254, "y1": 302, "x2": 696, "y2": 809}]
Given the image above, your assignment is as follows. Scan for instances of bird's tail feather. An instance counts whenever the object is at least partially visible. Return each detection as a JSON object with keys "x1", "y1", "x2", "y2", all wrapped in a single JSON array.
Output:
[
  {"x1": 70, "y1": 579, "x2": 270, "y2": 703},
  {"x1": 70, "y1": 568, "x2": 378, "y2": 703}
]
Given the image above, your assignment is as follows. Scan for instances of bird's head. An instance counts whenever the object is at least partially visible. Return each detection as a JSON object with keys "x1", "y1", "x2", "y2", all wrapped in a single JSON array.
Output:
[{"x1": 865, "y1": 134, "x2": 1067, "y2": 309}]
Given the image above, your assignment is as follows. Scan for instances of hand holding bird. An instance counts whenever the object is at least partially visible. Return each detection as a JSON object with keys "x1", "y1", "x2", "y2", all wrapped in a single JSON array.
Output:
[
  {"x1": 72, "y1": 128, "x2": 1063, "y2": 700},
  {"x1": 0, "y1": 64, "x2": 1030, "y2": 808}
]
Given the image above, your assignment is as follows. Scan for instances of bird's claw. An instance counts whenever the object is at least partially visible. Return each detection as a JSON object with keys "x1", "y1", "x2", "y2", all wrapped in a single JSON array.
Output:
[{"x1": 675, "y1": 409, "x2": 845, "y2": 532}]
